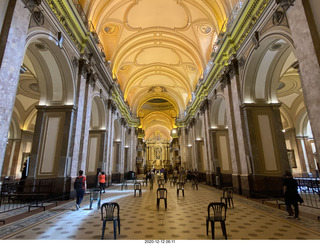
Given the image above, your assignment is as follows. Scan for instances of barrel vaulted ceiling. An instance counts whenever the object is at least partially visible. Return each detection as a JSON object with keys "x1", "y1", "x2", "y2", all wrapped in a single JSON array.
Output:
[{"x1": 80, "y1": 0, "x2": 238, "y2": 141}]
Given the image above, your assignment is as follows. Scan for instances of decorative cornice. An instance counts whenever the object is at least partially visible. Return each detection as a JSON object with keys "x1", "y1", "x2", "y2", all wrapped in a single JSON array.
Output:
[
  {"x1": 46, "y1": 0, "x2": 88, "y2": 51},
  {"x1": 111, "y1": 84, "x2": 140, "y2": 127}
]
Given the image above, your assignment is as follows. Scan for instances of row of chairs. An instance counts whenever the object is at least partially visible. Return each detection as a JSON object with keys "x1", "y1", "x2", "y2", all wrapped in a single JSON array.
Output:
[
  {"x1": 99, "y1": 186, "x2": 234, "y2": 240},
  {"x1": 133, "y1": 181, "x2": 186, "y2": 198},
  {"x1": 100, "y1": 200, "x2": 230, "y2": 240}
]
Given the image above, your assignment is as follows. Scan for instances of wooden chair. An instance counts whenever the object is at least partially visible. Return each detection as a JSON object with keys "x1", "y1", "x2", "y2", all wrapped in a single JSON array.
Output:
[
  {"x1": 157, "y1": 188, "x2": 167, "y2": 210},
  {"x1": 101, "y1": 202, "x2": 120, "y2": 239},
  {"x1": 206, "y1": 202, "x2": 227, "y2": 240},
  {"x1": 134, "y1": 182, "x2": 142, "y2": 197}
]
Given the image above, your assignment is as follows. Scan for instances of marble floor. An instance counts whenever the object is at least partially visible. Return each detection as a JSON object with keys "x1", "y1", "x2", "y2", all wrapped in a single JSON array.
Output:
[{"x1": 0, "y1": 177, "x2": 320, "y2": 241}]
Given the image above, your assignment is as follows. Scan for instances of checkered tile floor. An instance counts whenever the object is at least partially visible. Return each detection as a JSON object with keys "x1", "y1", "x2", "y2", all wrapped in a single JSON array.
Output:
[{"x1": 1, "y1": 176, "x2": 320, "y2": 240}]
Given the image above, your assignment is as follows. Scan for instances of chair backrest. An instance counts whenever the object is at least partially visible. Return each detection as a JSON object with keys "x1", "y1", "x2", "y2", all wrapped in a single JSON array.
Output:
[
  {"x1": 223, "y1": 188, "x2": 233, "y2": 198},
  {"x1": 134, "y1": 182, "x2": 141, "y2": 190},
  {"x1": 101, "y1": 202, "x2": 120, "y2": 221},
  {"x1": 158, "y1": 179, "x2": 165, "y2": 185},
  {"x1": 208, "y1": 202, "x2": 227, "y2": 221},
  {"x1": 90, "y1": 188, "x2": 101, "y2": 199},
  {"x1": 177, "y1": 182, "x2": 184, "y2": 189},
  {"x1": 157, "y1": 188, "x2": 167, "y2": 199}
]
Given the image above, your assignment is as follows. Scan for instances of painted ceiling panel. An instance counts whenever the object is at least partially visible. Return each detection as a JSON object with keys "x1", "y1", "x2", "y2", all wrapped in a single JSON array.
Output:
[
  {"x1": 84, "y1": 0, "x2": 232, "y2": 141},
  {"x1": 126, "y1": 0, "x2": 189, "y2": 29},
  {"x1": 135, "y1": 47, "x2": 180, "y2": 65}
]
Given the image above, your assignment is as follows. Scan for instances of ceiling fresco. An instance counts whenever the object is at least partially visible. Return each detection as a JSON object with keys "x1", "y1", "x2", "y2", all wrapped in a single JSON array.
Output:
[{"x1": 79, "y1": 0, "x2": 237, "y2": 141}]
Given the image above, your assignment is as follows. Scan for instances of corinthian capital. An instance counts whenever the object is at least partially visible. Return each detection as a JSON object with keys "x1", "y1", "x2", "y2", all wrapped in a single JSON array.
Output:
[
  {"x1": 78, "y1": 58, "x2": 90, "y2": 77},
  {"x1": 227, "y1": 56, "x2": 239, "y2": 79}
]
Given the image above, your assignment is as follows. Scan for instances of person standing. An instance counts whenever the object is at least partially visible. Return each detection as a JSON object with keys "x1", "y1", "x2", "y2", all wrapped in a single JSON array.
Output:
[
  {"x1": 150, "y1": 169, "x2": 155, "y2": 190},
  {"x1": 164, "y1": 168, "x2": 168, "y2": 183},
  {"x1": 98, "y1": 172, "x2": 106, "y2": 193},
  {"x1": 179, "y1": 167, "x2": 186, "y2": 183},
  {"x1": 283, "y1": 171, "x2": 300, "y2": 220},
  {"x1": 74, "y1": 170, "x2": 86, "y2": 210}
]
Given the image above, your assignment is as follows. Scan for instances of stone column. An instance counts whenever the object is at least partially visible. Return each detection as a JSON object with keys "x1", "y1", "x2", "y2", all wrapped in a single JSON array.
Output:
[
  {"x1": 101, "y1": 128, "x2": 108, "y2": 173},
  {"x1": 179, "y1": 127, "x2": 188, "y2": 168},
  {"x1": 210, "y1": 129, "x2": 221, "y2": 187},
  {"x1": 29, "y1": 105, "x2": 75, "y2": 178},
  {"x1": 286, "y1": 0, "x2": 320, "y2": 165},
  {"x1": 190, "y1": 119, "x2": 197, "y2": 170},
  {"x1": 128, "y1": 127, "x2": 134, "y2": 172},
  {"x1": 146, "y1": 145, "x2": 149, "y2": 165},
  {"x1": 222, "y1": 59, "x2": 250, "y2": 195},
  {"x1": 296, "y1": 137, "x2": 317, "y2": 176},
  {"x1": 0, "y1": 1, "x2": 30, "y2": 176},
  {"x1": 296, "y1": 137, "x2": 309, "y2": 175},
  {"x1": 168, "y1": 143, "x2": 170, "y2": 167},
  {"x1": 119, "y1": 118, "x2": 126, "y2": 177},
  {"x1": 106, "y1": 100, "x2": 115, "y2": 184},
  {"x1": 70, "y1": 59, "x2": 90, "y2": 178},
  {"x1": 2, "y1": 139, "x2": 20, "y2": 179},
  {"x1": 304, "y1": 138, "x2": 316, "y2": 175},
  {"x1": 79, "y1": 73, "x2": 95, "y2": 173},
  {"x1": 100, "y1": 130, "x2": 108, "y2": 172},
  {"x1": 284, "y1": 128, "x2": 303, "y2": 174},
  {"x1": 28, "y1": 105, "x2": 75, "y2": 196},
  {"x1": 242, "y1": 103, "x2": 290, "y2": 197},
  {"x1": 200, "y1": 99, "x2": 213, "y2": 185}
]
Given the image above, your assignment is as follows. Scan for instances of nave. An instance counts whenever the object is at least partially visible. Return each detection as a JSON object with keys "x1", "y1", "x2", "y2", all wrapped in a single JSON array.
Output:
[{"x1": 1, "y1": 177, "x2": 320, "y2": 240}]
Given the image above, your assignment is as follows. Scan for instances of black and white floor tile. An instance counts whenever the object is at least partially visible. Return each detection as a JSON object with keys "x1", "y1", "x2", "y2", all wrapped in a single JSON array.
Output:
[{"x1": 1, "y1": 177, "x2": 320, "y2": 240}]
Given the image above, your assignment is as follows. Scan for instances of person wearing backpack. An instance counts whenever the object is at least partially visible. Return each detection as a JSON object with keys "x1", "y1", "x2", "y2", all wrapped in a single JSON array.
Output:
[{"x1": 74, "y1": 170, "x2": 86, "y2": 210}]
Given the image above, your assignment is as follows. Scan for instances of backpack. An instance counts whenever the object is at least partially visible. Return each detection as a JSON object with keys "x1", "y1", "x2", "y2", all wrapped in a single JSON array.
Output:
[{"x1": 74, "y1": 176, "x2": 83, "y2": 190}]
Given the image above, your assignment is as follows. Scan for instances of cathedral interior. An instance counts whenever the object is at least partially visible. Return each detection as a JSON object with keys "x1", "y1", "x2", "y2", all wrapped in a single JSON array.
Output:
[{"x1": 0, "y1": 0, "x2": 320, "y2": 240}]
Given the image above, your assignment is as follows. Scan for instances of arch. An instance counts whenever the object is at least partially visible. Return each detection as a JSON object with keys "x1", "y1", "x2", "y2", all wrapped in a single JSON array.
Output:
[
  {"x1": 25, "y1": 29, "x2": 75, "y2": 106},
  {"x1": 113, "y1": 119, "x2": 121, "y2": 142},
  {"x1": 295, "y1": 108, "x2": 309, "y2": 137},
  {"x1": 209, "y1": 95, "x2": 227, "y2": 128},
  {"x1": 132, "y1": 90, "x2": 184, "y2": 118},
  {"x1": 8, "y1": 113, "x2": 21, "y2": 139},
  {"x1": 145, "y1": 125, "x2": 171, "y2": 141},
  {"x1": 90, "y1": 95, "x2": 107, "y2": 130},
  {"x1": 194, "y1": 118, "x2": 203, "y2": 140},
  {"x1": 242, "y1": 34, "x2": 295, "y2": 103}
]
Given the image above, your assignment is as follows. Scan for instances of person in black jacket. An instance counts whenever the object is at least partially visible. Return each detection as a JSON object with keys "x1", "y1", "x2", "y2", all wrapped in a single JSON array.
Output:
[{"x1": 283, "y1": 171, "x2": 300, "y2": 220}]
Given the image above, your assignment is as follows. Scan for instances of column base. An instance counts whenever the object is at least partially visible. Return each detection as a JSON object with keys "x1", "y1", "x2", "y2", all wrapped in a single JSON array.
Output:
[
  {"x1": 21, "y1": 177, "x2": 72, "y2": 201},
  {"x1": 234, "y1": 174, "x2": 283, "y2": 198}
]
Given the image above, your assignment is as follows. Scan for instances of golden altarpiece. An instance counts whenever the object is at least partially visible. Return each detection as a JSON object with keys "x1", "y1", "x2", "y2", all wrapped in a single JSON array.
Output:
[{"x1": 145, "y1": 130, "x2": 171, "y2": 171}]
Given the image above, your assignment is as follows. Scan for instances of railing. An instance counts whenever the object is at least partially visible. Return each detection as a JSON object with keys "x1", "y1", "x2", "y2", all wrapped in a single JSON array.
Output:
[
  {"x1": 249, "y1": 177, "x2": 320, "y2": 210},
  {"x1": 224, "y1": 0, "x2": 246, "y2": 32},
  {"x1": 0, "y1": 179, "x2": 69, "y2": 217},
  {"x1": 296, "y1": 177, "x2": 320, "y2": 208}
]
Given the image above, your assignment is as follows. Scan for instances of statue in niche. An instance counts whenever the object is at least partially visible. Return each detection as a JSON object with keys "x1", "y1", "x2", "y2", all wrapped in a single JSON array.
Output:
[
  {"x1": 154, "y1": 146, "x2": 162, "y2": 168},
  {"x1": 155, "y1": 147, "x2": 161, "y2": 159}
]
